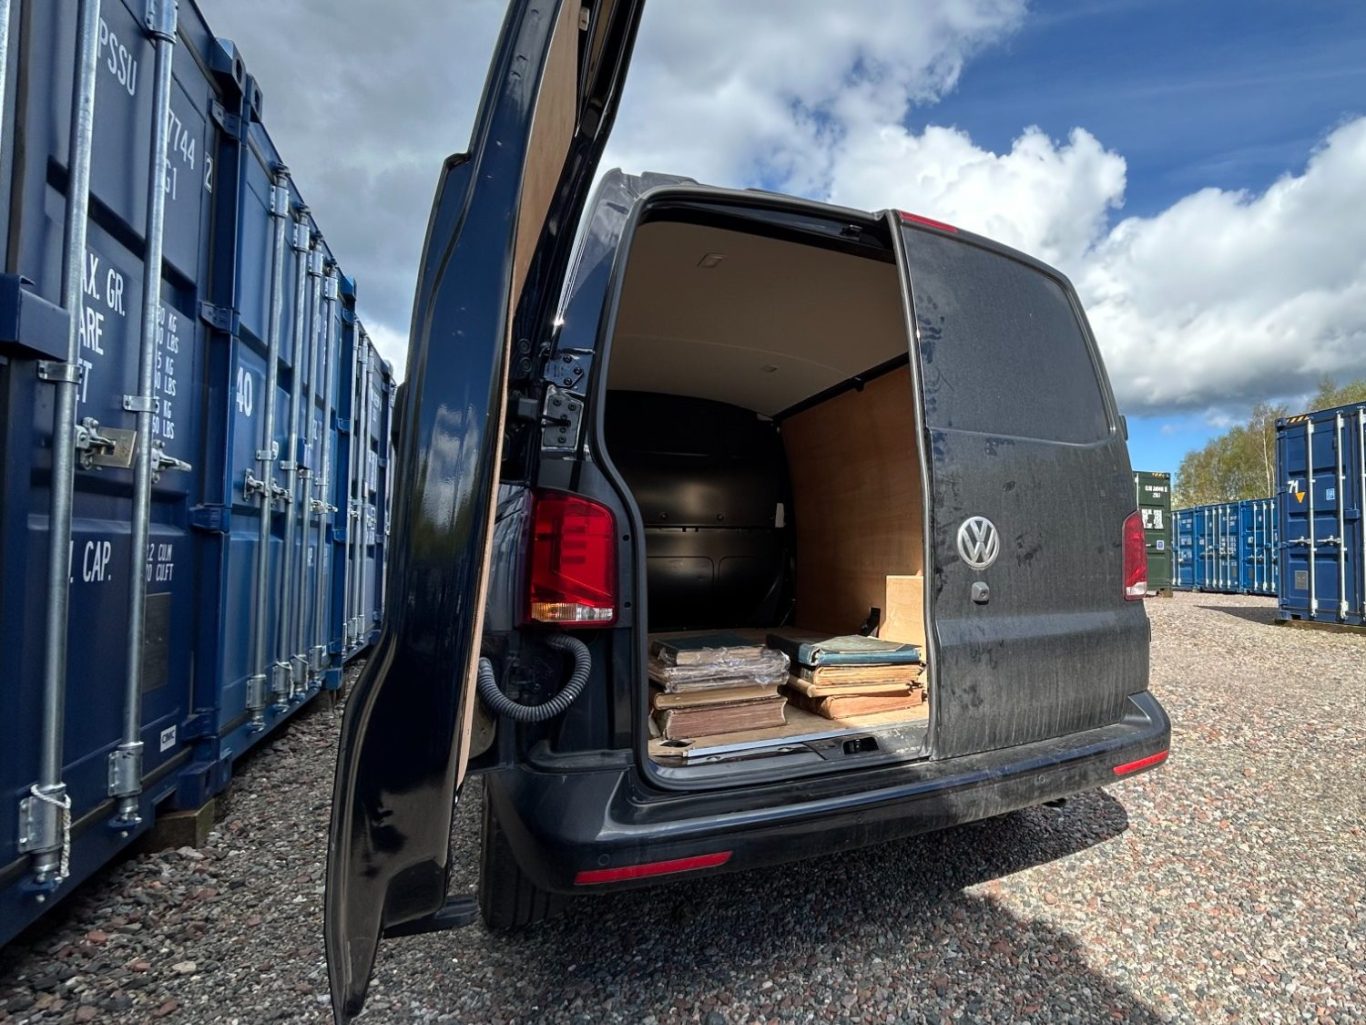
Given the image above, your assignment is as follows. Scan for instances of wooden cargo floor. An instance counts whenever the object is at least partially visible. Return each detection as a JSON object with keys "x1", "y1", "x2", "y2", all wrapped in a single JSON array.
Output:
[{"x1": 649, "y1": 702, "x2": 928, "y2": 762}]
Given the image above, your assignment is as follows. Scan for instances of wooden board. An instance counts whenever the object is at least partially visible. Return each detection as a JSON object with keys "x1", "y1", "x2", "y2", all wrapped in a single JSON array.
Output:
[
  {"x1": 781, "y1": 366, "x2": 924, "y2": 638},
  {"x1": 882, "y1": 574, "x2": 926, "y2": 648}
]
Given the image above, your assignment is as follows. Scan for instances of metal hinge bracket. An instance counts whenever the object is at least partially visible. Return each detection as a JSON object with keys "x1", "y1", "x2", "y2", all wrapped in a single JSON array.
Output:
[
  {"x1": 144, "y1": 0, "x2": 178, "y2": 40},
  {"x1": 209, "y1": 100, "x2": 245, "y2": 141},
  {"x1": 541, "y1": 349, "x2": 591, "y2": 393},
  {"x1": 107, "y1": 743, "x2": 143, "y2": 798},
  {"x1": 198, "y1": 301, "x2": 238, "y2": 333},
  {"x1": 36, "y1": 360, "x2": 83, "y2": 384}
]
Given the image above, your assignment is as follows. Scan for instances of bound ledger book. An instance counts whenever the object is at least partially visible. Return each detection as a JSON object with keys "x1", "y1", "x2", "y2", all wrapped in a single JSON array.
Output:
[
  {"x1": 786, "y1": 688, "x2": 926, "y2": 720},
  {"x1": 651, "y1": 686, "x2": 786, "y2": 740},
  {"x1": 766, "y1": 632, "x2": 922, "y2": 668}
]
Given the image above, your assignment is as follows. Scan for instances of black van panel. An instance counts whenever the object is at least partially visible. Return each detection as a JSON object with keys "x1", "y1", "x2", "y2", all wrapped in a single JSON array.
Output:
[
  {"x1": 898, "y1": 222, "x2": 1147, "y2": 759},
  {"x1": 604, "y1": 391, "x2": 791, "y2": 630}
]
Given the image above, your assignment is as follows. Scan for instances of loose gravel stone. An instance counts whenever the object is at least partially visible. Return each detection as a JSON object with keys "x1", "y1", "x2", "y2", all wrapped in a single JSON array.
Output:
[{"x1": 0, "y1": 596, "x2": 1361, "y2": 1024}]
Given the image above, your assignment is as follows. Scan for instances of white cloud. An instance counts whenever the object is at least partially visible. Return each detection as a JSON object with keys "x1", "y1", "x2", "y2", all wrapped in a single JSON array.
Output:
[
  {"x1": 199, "y1": 2, "x2": 1366, "y2": 415},
  {"x1": 604, "y1": 0, "x2": 1026, "y2": 192},
  {"x1": 825, "y1": 123, "x2": 1127, "y2": 268},
  {"x1": 1080, "y1": 117, "x2": 1366, "y2": 412},
  {"x1": 814, "y1": 117, "x2": 1366, "y2": 415},
  {"x1": 199, "y1": 0, "x2": 507, "y2": 380}
]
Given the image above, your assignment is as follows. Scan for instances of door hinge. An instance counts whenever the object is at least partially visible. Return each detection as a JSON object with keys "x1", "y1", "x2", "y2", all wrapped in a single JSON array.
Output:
[
  {"x1": 208, "y1": 100, "x2": 246, "y2": 141},
  {"x1": 199, "y1": 301, "x2": 239, "y2": 333},
  {"x1": 542, "y1": 349, "x2": 591, "y2": 394}
]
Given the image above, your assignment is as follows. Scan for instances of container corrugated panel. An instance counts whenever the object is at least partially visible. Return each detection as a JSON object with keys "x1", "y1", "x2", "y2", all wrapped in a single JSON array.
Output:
[
  {"x1": 1276, "y1": 403, "x2": 1365, "y2": 627},
  {"x1": 1171, "y1": 499, "x2": 1278, "y2": 596},
  {"x1": 1133, "y1": 471, "x2": 1173, "y2": 594},
  {"x1": 0, "y1": 0, "x2": 389, "y2": 945}
]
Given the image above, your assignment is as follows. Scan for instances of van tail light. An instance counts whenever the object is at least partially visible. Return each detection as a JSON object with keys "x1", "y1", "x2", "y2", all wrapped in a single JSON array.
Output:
[
  {"x1": 527, "y1": 492, "x2": 617, "y2": 626},
  {"x1": 1122, "y1": 510, "x2": 1147, "y2": 600}
]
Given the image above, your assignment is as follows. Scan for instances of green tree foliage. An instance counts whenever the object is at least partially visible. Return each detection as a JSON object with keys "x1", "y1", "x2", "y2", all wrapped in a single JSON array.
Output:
[{"x1": 1173, "y1": 378, "x2": 1366, "y2": 507}]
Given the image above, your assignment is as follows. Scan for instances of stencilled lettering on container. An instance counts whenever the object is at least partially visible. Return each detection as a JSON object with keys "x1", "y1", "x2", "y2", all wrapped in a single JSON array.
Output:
[
  {"x1": 97, "y1": 18, "x2": 139, "y2": 98},
  {"x1": 151, "y1": 305, "x2": 180, "y2": 441},
  {"x1": 146, "y1": 541, "x2": 176, "y2": 584},
  {"x1": 82, "y1": 539, "x2": 113, "y2": 583},
  {"x1": 78, "y1": 248, "x2": 128, "y2": 405}
]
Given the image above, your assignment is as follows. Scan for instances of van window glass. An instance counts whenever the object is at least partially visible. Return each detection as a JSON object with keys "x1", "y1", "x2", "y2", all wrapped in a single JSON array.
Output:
[{"x1": 902, "y1": 229, "x2": 1110, "y2": 443}]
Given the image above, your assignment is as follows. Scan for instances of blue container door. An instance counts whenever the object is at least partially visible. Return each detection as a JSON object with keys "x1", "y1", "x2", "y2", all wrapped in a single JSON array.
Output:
[
  {"x1": 1174, "y1": 509, "x2": 1195, "y2": 588},
  {"x1": 1245, "y1": 498, "x2": 1276, "y2": 596},
  {"x1": 1278, "y1": 408, "x2": 1366, "y2": 623},
  {"x1": 1, "y1": 0, "x2": 220, "y2": 934}
]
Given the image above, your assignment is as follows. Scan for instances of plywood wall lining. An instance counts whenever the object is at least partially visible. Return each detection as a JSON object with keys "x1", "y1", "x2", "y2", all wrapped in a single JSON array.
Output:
[{"x1": 781, "y1": 366, "x2": 925, "y2": 639}]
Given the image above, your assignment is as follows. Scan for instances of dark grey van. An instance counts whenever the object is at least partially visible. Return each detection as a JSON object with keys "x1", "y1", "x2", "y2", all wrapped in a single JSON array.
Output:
[{"x1": 324, "y1": 1, "x2": 1170, "y2": 1019}]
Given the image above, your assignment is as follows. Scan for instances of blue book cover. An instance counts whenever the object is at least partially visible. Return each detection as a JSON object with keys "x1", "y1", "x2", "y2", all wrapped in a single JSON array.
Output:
[{"x1": 766, "y1": 631, "x2": 921, "y2": 668}]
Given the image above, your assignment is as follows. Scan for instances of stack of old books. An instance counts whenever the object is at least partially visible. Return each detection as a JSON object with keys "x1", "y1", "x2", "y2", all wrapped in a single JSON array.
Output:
[
  {"x1": 649, "y1": 633, "x2": 789, "y2": 740},
  {"x1": 767, "y1": 631, "x2": 924, "y2": 719}
]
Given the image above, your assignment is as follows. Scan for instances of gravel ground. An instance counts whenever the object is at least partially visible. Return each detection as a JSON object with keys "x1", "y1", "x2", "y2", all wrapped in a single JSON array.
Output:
[{"x1": 2, "y1": 591, "x2": 1363, "y2": 1024}]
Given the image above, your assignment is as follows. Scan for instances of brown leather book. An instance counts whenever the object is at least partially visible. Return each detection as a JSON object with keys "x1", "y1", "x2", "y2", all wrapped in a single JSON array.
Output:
[
  {"x1": 652, "y1": 684, "x2": 781, "y2": 709},
  {"x1": 791, "y1": 662, "x2": 924, "y2": 687},
  {"x1": 788, "y1": 688, "x2": 925, "y2": 720},
  {"x1": 786, "y1": 676, "x2": 911, "y2": 698},
  {"x1": 654, "y1": 694, "x2": 787, "y2": 740}
]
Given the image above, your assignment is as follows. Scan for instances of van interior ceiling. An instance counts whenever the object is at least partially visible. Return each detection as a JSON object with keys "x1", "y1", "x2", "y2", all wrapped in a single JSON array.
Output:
[{"x1": 599, "y1": 212, "x2": 932, "y2": 772}]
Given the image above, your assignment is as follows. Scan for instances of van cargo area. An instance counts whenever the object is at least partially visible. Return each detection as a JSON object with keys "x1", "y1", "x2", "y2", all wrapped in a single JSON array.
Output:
[{"x1": 599, "y1": 210, "x2": 932, "y2": 776}]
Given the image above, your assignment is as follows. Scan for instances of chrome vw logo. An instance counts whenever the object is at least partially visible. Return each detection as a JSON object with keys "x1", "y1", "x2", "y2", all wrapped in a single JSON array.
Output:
[{"x1": 956, "y1": 516, "x2": 1000, "y2": 570}]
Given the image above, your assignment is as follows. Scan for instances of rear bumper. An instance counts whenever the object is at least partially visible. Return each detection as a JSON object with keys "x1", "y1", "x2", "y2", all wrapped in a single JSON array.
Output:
[{"x1": 487, "y1": 690, "x2": 1170, "y2": 893}]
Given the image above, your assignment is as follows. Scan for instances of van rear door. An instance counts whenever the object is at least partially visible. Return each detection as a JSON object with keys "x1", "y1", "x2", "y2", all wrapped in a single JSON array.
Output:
[
  {"x1": 324, "y1": 2, "x2": 644, "y2": 1020},
  {"x1": 891, "y1": 215, "x2": 1148, "y2": 759}
]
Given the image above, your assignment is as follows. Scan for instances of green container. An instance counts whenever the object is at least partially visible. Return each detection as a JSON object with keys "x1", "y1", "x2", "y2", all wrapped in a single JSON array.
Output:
[{"x1": 1133, "y1": 471, "x2": 1173, "y2": 595}]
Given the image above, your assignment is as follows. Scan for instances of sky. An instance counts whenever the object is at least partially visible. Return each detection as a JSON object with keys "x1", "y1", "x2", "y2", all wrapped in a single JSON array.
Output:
[{"x1": 198, "y1": 0, "x2": 1366, "y2": 475}]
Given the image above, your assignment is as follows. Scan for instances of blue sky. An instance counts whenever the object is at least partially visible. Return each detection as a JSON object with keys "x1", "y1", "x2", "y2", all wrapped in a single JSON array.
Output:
[{"x1": 923, "y1": 0, "x2": 1366, "y2": 474}]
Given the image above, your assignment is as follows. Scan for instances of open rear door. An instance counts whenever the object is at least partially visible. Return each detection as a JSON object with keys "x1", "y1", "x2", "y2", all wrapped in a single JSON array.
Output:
[
  {"x1": 325, "y1": 2, "x2": 644, "y2": 1019},
  {"x1": 890, "y1": 212, "x2": 1149, "y2": 760}
]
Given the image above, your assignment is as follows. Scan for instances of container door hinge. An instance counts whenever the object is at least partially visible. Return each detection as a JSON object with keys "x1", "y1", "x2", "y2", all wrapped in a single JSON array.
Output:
[
  {"x1": 181, "y1": 712, "x2": 214, "y2": 739},
  {"x1": 75, "y1": 417, "x2": 136, "y2": 469},
  {"x1": 209, "y1": 100, "x2": 246, "y2": 140},
  {"x1": 198, "y1": 300, "x2": 239, "y2": 333},
  {"x1": 189, "y1": 504, "x2": 231, "y2": 533}
]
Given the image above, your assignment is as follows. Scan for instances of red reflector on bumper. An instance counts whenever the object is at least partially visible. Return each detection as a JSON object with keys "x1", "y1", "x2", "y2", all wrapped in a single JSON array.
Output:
[
  {"x1": 1113, "y1": 750, "x2": 1168, "y2": 776},
  {"x1": 573, "y1": 851, "x2": 732, "y2": 885}
]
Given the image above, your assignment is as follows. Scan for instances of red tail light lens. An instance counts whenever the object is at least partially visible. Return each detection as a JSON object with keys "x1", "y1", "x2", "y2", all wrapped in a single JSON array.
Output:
[
  {"x1": 1123, "y1": 510, "x2": 1147, "y2": 600},
  {"x1": 527, "y1": 492, "x2": 616, "y2": 626}
]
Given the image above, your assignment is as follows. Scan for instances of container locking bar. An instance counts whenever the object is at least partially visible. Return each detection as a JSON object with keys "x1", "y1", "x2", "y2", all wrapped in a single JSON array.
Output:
[
  {"x1": 1306, "y1": 419, "x2": 1317, "y2": 614},
  {"x1": 1335, "y1": 412, "x2": 1347, "y2": 619},
  {"x1": 113, "y1": 0, "x2": 179, "y2": 825},
  {"x1": 31, "y1": 0, "x2": 103, "y2": 885},
  {"x1": 1359, "y1": 410, "x2": 1366, "y2": 616},
  {"x1": 277, "y1": 212, "x2": 313, "y2": 699},
  {"x1": 249, "y1": 169, "x2": 294, "y2": 718}
]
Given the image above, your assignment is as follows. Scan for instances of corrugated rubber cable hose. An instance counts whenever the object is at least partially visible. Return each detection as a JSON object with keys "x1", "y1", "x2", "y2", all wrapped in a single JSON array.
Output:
[{"x1": 475, "y1": 633, "x2": 591, "y2": 723}]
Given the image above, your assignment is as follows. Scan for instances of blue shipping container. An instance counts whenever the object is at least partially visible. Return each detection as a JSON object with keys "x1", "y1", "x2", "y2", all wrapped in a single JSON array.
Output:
[
  {"x1": 1172, "y1": 498, "x2": 1278, "y2": 596},
  {"x1": 0, "y1": 0, "x2": 393, "y2": 945},
  {"x1": 1276, "y1": 403, "x2": 1366, "y2": 627}
]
